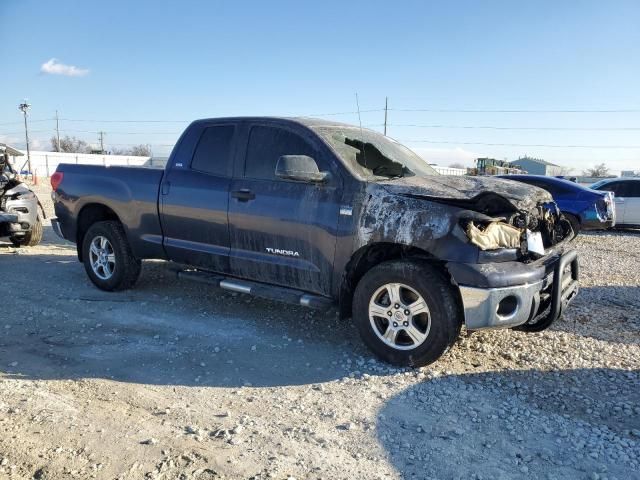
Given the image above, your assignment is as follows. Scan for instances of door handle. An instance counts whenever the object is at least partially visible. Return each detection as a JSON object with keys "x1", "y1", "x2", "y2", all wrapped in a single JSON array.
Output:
[
  {"x1": 162, "y1": 181, "x2": 171, "y2": 195},
  {"x1": 231, "y1": 189, "x2": 255, "y2": 202}
]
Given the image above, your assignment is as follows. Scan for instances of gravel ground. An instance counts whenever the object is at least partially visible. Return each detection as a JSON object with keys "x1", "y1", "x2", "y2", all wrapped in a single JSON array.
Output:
[{"x1": 0, "y1": 182, "x2": 638, "y2": 479}]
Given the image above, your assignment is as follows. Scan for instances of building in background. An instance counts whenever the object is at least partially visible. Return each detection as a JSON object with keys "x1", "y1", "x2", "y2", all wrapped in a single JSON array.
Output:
[
  {"x1": 621, "y1": 170, "x2": 640, "y2": 177},
  {"x1": 511, "y1": 156, "x2": 564, "y2": 176},
  {"x1": 0, "y1": 143, "x2": 23, "y2": 159}
]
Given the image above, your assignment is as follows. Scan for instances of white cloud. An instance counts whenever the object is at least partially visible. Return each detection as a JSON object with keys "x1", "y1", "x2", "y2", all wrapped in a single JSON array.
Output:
[{"x1": 40, "y1": 58, "x2": 89, "y2": 77}]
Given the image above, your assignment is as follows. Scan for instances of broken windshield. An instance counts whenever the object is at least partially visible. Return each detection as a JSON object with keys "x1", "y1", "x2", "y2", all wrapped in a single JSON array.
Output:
[{"x1": 312, "y1": 126, "x2": 438, "y2": 179}]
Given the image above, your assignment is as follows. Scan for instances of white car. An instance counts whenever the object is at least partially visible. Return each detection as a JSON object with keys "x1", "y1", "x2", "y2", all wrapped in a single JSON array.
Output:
[{"x1": 591, "y1": 178, "x2": 640, "y2": 227}]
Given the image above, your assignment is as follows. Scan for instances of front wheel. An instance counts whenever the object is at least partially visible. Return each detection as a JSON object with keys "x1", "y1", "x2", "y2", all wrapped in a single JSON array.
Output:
[
  {"x1": 352, "y1": 260, "x2": 462, "y2": 367},
  {"x1": 10, "y1": 216, "x2": 43, "y2": 247},
  {"x1": 82, "y1": 221, "x2": 141, "y2": 291},
  {"x1": 563, "y1": 213, "x2": 581, "y2": 238}
]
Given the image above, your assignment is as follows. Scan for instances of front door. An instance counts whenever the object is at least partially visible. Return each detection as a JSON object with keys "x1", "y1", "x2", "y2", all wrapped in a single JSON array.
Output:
[
  {"x1": 227, "y1": 124, "x2": 342, "y2": 295},
  {"x1": 160, "y1": 123, "x2": 236, "y2": 272}
]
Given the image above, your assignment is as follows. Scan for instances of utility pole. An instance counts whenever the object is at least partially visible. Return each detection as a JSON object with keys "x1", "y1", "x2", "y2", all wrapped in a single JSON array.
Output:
[
  {"x1": 18, "y1": 100, "x2": 31, "y2": 175},
  {"x1": 55, "y1": 110, "x2": 61, "y2": 151},
  {"x1": 98, "y1": 131, "x2": 105, "y2": 153},
  {"x1": 383, "y1": 96, "x2": 388, "y2": 136}
]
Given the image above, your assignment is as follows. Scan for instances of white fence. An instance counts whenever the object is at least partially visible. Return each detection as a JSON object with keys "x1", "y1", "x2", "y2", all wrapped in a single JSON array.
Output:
[
  {"x1": 432, "y1": 166, "x2": 467, "y2": 176},
  {"x1": 8, "y1": 150, "x2": 150, "y2": 178},
  {"x1": 8, "y1": 151, "x2": 470, "y2": 178}
]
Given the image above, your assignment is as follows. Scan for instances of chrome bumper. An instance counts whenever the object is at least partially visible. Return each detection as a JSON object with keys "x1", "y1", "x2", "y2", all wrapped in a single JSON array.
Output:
[
  {"x1": 459, "y1": 250, "x2": 579, "y2": 330},
  {"x1": 460, "y1": 280, "x2": 545, "y2": 329}
]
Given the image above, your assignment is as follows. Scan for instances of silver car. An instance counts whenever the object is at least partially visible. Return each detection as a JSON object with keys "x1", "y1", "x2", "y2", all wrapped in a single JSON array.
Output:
[
  {"x1": 0, "y1": 152, "x2": 43, "y2": 246},
  {"x1": 591, "y1": 178, "x2": 640, "y2": 227}
]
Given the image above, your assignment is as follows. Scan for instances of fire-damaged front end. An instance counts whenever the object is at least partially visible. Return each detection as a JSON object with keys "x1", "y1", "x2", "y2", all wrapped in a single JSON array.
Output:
[
  {"x1": 0, "y1": 152, "x2": 42, "y2": 245},
  {"x1": 0, "y1": 180, "x2": 40, "y2": 241},
  {"x1": 360, "y1": 175, "x2": 579, "y2": 332}
]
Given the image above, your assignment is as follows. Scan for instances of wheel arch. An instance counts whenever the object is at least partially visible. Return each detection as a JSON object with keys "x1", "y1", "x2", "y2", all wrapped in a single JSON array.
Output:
[
  {"x1": 76, "y1": 203, "x2": 123, "y2": 261},
  {"x1": 338, "y1": 242, "x2": 450, "y2": 319}
]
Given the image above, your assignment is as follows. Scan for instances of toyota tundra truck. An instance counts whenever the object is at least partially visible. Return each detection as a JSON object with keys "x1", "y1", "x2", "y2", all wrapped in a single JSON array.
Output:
[{"x1": 50, "y1": 117, "x2": 579, "y2": 366}]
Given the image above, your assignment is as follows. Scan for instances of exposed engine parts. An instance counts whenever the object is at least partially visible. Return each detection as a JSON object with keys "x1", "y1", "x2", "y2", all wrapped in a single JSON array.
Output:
[{"x1": 464, "y1": 201, "x2": 573, "y2": 257}]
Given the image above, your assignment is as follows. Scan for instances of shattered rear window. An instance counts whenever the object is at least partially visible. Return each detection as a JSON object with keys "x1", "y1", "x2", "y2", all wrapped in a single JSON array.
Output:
[{"x1": 312, "y1": 126, "x2": 438, "y2": 180}]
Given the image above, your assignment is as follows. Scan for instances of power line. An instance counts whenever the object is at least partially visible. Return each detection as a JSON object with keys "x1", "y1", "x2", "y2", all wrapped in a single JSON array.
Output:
[
  {"x1": 59, "y1": 129, "x2": 182, "y2": 135},
  {"x1": 401, "y1": 139, "x2": 640, "y2": 149},
  {"x1": 0, "y1": 118, "x2": 54, "y2": 126},
  {"x1": 390, "y1": 108, "x2": 640, "y2": 113},
  {"x1": 299, "y1": 108, "x2": 384, "y2": 116},
  {"x1": 56, "y1": 109, "x2": 386, "y2": 124},
  {"x1": 1, "y1": 129, "x2": 52, "y2": 135},
  {"x1": 56, "y1": 123, "x2": 640, "y2": 135},
  {"x1": 60, "y1": 118, "x2": 191, "y2": 123},
  {"x1": 383, "y1": 123, "x2": 640, "y2": 131},
  {"x1": 3, "y1": 105, "x2": 640, "y2": 127}
]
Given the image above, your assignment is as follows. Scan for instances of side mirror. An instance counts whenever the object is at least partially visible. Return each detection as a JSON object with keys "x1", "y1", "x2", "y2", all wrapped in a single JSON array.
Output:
[{"x1": 275, "y1": 155, "x2": 330, "y2": 183}]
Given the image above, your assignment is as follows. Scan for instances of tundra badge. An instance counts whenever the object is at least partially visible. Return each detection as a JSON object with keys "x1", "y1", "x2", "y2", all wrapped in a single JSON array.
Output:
[{"x1": 266, "y1": 247, "x2": 300, "y2": 257}]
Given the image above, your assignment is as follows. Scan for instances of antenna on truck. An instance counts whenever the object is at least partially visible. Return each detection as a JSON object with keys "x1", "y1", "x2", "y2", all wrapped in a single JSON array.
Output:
[{"x1": 355, "y1": 92, "x2": 367, "y2": 169}]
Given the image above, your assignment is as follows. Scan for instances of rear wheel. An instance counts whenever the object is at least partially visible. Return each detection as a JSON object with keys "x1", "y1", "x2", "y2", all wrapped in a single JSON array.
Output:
[
  {"x1": 82, "y1": 221, "x2": 141, "y2": 291},
  {"x1": 352, "y1": 260, "x2": 462, "y2": 367},
  {"x1": 10, "y1": 216, "x2": 43, "y2": 247}
]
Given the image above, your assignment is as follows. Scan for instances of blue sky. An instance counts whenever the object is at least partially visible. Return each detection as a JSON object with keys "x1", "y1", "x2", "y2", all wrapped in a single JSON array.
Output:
[{"x1": 1, "y1": 0, "x2": 639, "y2": 172}]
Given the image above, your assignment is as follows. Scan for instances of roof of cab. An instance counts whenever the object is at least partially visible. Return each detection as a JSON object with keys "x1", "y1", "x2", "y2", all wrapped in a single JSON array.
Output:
[{"x1": 189, "y1": 116, "x2": 356, "y2": 129}]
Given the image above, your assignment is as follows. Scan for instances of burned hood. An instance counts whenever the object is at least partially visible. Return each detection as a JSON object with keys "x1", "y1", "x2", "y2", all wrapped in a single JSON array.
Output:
[{"x1": 377, "y1": 175, "x2": 553, "y2": 212}]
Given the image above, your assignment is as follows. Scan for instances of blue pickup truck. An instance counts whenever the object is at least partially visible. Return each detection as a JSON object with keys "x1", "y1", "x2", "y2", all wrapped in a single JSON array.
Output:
[{"x1": 51, "y1": 117, "x2": 579, "y2": 366}]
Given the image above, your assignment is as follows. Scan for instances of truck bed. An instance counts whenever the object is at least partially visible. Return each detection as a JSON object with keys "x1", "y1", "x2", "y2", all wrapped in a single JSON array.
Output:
[{"x1": 53, "y1": 163, "x2": 166, "y2": 259}]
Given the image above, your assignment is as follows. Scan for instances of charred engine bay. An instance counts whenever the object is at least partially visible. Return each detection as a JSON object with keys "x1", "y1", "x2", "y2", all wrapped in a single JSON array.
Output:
[{"x1": 364, "y1": 176, "x2": 572, "y2": 261}]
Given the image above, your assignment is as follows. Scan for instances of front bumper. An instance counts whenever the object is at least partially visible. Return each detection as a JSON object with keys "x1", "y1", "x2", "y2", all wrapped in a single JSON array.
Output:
[
  {"x1": 453, "y1": 250, "x2": 579, "y2": 330},
  {"x1": 0, "y1": 212, "x2": 19, "y2": 224},
  {"x1": 0, "y1": 195, "x2": 39, "y2": 236}
]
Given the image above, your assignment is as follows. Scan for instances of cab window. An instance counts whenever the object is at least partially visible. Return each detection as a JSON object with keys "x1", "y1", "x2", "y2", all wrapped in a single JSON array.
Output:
[
  {"x1": 190, "y1": 125, "x2": 235, "y2": 176},
  {"x1": 244, "y1": 126, "x2": 316, "y2": 180}
]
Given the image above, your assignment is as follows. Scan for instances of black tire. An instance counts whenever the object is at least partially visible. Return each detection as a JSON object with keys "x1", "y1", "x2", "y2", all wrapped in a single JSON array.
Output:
[
  {"x1": 10, "y1": 216, "x2": 43, "y2": 247},
  {"x1": 563, "y1": 213, "x2": 581, "y2": 237},
  {"x1": 352, "y1": 260, "x2": 462, "y2": 367},
  {"x1": 82, "y1": 221, "x2": 141, "y2": 291},
  {"x1": 513, "y1": 314, "x2": 555, "y2": 333}
]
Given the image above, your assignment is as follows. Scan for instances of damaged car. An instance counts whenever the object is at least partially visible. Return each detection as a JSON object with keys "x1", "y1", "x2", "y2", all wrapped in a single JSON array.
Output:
[
  {"x1": 50, "y1": 117, "x2": 579, "y2": 366},
  {"x1": 498, "y1": 174, "x2": 616, "y2": 234},
  {"x1": 0, "y1": 147, "x2": 44, "y2": 247}
]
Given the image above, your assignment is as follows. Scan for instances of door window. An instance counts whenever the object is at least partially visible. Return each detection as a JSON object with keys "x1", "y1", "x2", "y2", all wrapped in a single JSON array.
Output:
[
  {"x1": 244, "y1": 126, "x2": 315, "y2": 180},
  {"x1": 600, "y1": 182, "x2": 629, "y2": 197},
  {"x1": 625, "y1": 181, "x2": 640, "y2": 197},
  {"x1": 190, "y1": 126, "x2": 235, "y2": 176}
]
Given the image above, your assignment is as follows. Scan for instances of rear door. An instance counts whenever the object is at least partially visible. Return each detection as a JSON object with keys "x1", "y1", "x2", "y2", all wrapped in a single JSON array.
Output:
[
  {"x1": 227, "y1": 122, "x2": 342, "y2": 295},
  {"x1": 160, "y1": 122, "x2": 237, "y2": 272},
  {"x1": 621, "y1": 181, "x2": 640, "y2": 224}
]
